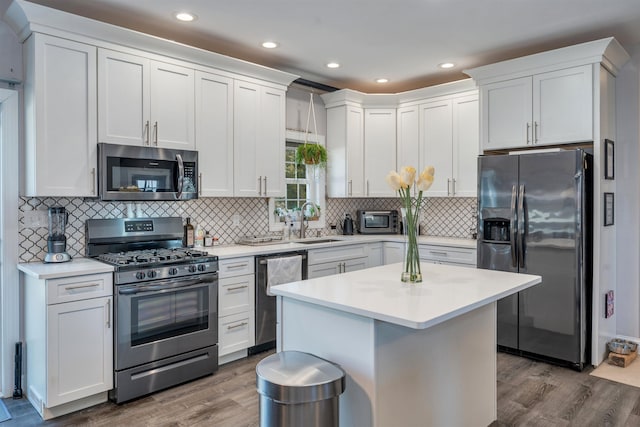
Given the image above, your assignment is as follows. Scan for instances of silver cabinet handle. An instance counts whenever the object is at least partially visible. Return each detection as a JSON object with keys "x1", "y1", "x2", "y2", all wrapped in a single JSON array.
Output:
[
  {"x1": 226, "y1": 263, "x2": 249, "y2": 269},
  {"x1": 226, "y1": 285, "x2": 248, "y2": 291},
  {"x1": 447, "y1": 178, "x2": 451, "y2": 196},
  {"x1": 534, "y1": 121, "x2": 538, "y2": 144},
  {"x1": 348, "y1": 180, "x2": 353, "y2": 197},
  {"x1": 144, "y1": 120, "x2": 150, "y2": 146},
  {"x1": 65, "y1": 283, "x2": 100, "y2": 291},
  {"x1": 106, "y1": 299, "x2": 111, "y2": 329},
  {"x1": 526, "y1": 122, "x2": 531, "y2": 144},
  {"x1": 227, "y1": 322, "x2": 248, "y2": 330},
  {"x1": 198, "y1": 173, "x2": 202, "y2": 196},
  {"x1": 153, "y1": 121, "x2": 158, "y2": 146},
  {"x1": 258, "y1": 176, "x2": 262, "y2": 196},
  {"x1": 263, "y1": 176, "x2": 268, "y2": 196},
  {"x1": 91, "y1": 167, "x2": 96, "y2": 195},
  {"x1": 452, "y1": 179, "x2": 456, "y2": 196},
  {"x1": 430, "y1": 251, "x2": 448, "y2": 256}
]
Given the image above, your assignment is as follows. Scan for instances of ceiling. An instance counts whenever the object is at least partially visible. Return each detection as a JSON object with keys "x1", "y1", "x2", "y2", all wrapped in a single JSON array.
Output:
[{"x1": 23, "y1": 0, "x2": 640, "y2": 93}]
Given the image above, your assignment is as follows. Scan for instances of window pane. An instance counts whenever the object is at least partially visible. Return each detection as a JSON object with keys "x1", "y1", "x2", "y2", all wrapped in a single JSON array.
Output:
[
  {"x1": 297, "y1": 164, "x2": 306, "y2": 178},
  {"x1": 287, "y1": 184, "x2": 298, "y2": 199},
  {"x1": 285, "y1": 148, "x2": 296, "y2": 162},
  {"x1": 286, "y1": 201, "x2": 298, "y2": 210},
  {"x1": 274, "y1": 199, "x2": 286, "y2": 210},
  {"x1": 299, "y1": 185, "x2": 307, "y2": 199},
  {"x1": 285, "y1": 163, "x2": 296, "y2": 178}
]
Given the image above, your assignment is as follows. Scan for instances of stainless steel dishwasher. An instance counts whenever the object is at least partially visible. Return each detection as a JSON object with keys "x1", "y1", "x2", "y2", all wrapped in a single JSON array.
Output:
[{"x1": 250, "y1": 250, "x2": 308, "y2": 354}]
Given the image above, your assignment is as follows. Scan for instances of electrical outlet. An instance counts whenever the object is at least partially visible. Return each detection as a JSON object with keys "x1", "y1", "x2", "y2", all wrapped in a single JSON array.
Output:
[
  {"x1": 23, "y1": 210, "x2": 48, "y2": 228},
  {"x1": 231, "y1": 214, "x2": 241, "y2": 227}
]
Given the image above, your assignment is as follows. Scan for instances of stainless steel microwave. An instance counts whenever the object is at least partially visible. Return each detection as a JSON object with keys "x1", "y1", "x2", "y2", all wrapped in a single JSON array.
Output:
[
  {"x1": 98, "y1": 143, "x2": 198, "y2": 201},
  {"x1": 357, "y1": 210, "x2": 400, "y2": 234}
]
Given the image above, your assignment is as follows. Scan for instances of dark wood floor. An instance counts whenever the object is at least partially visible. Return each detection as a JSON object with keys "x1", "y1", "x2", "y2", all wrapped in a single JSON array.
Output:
[{"x1": 3, "y1": 351, "x2": 640, "y2": 426}]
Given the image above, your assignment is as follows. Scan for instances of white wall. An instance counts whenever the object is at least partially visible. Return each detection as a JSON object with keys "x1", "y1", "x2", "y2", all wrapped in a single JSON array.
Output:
[
  {"x1": 285, "y1": 85, "x2": 327, "y2": 136},
  {"x1": 616, "y1": 44, "x2": 640, "y2": 338}
]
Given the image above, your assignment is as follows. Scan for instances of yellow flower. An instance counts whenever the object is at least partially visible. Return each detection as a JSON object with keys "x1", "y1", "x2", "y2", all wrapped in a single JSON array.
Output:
[
  {"x1": 416, "y1": 166, "x2": 435, "y2": 191},
  {"x1": 399, "y1": 166, "x2": 416, "y2": 188},
  {"x1": 385, "y1": 171, "x2": 403, "y2": 191}
]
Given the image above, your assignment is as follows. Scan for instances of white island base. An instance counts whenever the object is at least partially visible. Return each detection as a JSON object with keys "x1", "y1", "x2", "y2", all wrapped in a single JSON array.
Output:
[{"x1": 273, "y1": 263, "x2": 541, "y2": 427}]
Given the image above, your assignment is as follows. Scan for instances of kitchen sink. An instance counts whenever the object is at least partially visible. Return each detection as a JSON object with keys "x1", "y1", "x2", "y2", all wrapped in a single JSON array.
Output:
[{"x1": 295, "y1": 239, "x2": 342, "y2": 244}]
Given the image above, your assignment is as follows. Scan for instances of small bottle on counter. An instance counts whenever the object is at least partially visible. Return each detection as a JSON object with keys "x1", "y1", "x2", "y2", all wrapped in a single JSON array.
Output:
[
  {"x1": 204, "y1": 231, "x2": 213, "y2": 247},
  {"x1": 194, "y1": 224, "x2": 204, "y2": 247},
  {"x1": 184, "y1": 218, "x2": 195, "y2": 248}
]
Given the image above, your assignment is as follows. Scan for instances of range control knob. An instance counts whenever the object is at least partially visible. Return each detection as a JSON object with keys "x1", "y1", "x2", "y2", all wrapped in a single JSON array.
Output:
[
  {"x1": 147, "y1": 270, "x2": 157, "y2": 279},
  {"x1": 169, "y1": 267, "x2": 178, "y2": 276},
  {"x1": 135, "y1": 271, "x2": 146, "y2": 280},
  {"x1": 197, "y1": 264, "x2": 206, "y2": 272},
  {"x1": 188, "y1": 265, "x2": 197, "y2": 273}
]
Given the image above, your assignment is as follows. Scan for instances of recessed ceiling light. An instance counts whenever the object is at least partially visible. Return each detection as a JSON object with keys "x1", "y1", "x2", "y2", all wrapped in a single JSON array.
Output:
[
  {"x1": 326, "y1": 62, "x2": 340, "y2": 69},
  {"x1": 174, "y1": 12, "x2": 196, "y2": 22},
  {"x1": 376, "y1": 78, "x2": 389, "y2": 84},
  {"x1": 439, "y1": 62, "x2": 455, "y2": 69},
  {"x1": 262, "y1": 41, "x2": 279, "y2": 49}
]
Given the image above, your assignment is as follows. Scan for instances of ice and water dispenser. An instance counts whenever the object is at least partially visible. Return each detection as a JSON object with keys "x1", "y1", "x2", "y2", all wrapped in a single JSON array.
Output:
[{"x1": 483, "y1": 219, "x2": 510, "y2": 242}]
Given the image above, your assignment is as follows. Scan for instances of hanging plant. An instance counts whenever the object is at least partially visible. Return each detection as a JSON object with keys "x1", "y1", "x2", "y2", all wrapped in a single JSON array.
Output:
[
  {"x1": 296, "y1": 92, "x2": 327, "y2": 169},
  {"x1": 296, "y1": 143, "x2": 327, "y2": 168}
]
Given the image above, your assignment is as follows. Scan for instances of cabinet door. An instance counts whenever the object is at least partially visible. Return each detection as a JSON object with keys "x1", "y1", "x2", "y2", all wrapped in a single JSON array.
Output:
[
  {"x1": 46, "y1": 297, "x2": 113, "y2": 407},
  {"x1": 233, "y1": 80, "x2": 260, "y2": 197},
  {"x1": 195, "y1": 70, "x2": 234, "y2": 196},
  {"x1": 98, "y1": 49, "x2": 150, "y2": 146},
  {"x1": 307, "y1": 261, "x2": 341, "y2": 279},
  {"x1": 149, "y1": 61, "x2": 195, "y2": 149},
  {"x1": 396, "y1": 105, "x2": 420, "y2": 171},
  {"x1": 452, "y1": 94, "x2": 479, "y2": 196},
  {"x1": 421, "y1": 100, "x2": 453, "y2": 197},
  {"x1": 481, "y1": 77, "x2": 532, "y2": 150},
  {"x1": 219, "y1": 311, "x2": 255, "y2": 356},
  {"x1": 367, "y1": 243, "x2": 383, "y2": 268},
  {"x1": 364, "y1": 109, "x2": 396, "y2": 197},
  {"x1": 344, "y1": 257, "x2": 368, "y2": 273},
  {"x1": 25, "y1": 34, "x2": 97, "y2": 197},
  {"x1": 533, "y1": 65, "x2": 593, "y2": 145},
  {"x1": 259, "y1": 86, "x2": 286, "y2": 197},
  {"x1": 384, "y1": 242, "x2": 405, "y2": 265},
  {"x1": 346, "y1": 107, "x2": 365, "y2": 197},
  {"x1": 219, "y1": 274, "x2": 254, "y2": 317}
]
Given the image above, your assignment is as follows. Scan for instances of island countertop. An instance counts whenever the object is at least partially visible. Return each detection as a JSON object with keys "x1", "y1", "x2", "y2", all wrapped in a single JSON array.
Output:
[{"x1": 271, "y1": 262, "x2": 541, "y2": 330}]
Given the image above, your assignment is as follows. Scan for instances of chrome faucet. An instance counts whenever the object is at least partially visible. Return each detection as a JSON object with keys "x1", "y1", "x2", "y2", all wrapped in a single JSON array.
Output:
[{"x1": 299, "y1": 201, "x2": 319, "y2": 239}]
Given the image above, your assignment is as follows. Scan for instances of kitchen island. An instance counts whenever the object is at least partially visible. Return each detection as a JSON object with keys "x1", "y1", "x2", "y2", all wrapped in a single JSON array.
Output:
[{"x1": 271, "y1": 262, "x2": 541, "y2": 427}]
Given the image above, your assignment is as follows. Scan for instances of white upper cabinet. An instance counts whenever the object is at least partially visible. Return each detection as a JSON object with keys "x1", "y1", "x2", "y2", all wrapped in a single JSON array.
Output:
[
  {"x1": 478, "y1": 65, "x2": 593, "y2": 151},
  {"x1": 98, "y1": 49, "x2": 195, "y2": 149},
  {"x1": 364, "y1": 109, "x2": 396, "y2": 197},
  {"x1": 325, "y1": 104, "x2": 365, "y2": 197},
  {"x1": 233, "y1": 80, "x2": 286, "y2": 197},
  {"x1": 396, "y1": 105, "x2": 419, "y2": 170},
  {"x1": 23, "y1": 33, "x2": 97, "y2": 197},
  {"x1": 421, "y1": 99, "x2": 453, "y2": 197},
  {"x1": 195, "y1": 70, "x2": 234, "y2": 197},
  {"x1": 452, "y1": 94, "x2": 480, "y2": 197}
]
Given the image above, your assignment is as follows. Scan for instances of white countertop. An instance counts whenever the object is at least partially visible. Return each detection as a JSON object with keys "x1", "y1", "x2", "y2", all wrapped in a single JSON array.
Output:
[
  {"x1": 271, "y1": 262, "x2": 540, "y2": 330},
  {"x1": 18, "y1": 257, "x2": 114, "y2": 279},
  {"x1": 207, "y1": 235, "x2": 476, "y2": 259}
]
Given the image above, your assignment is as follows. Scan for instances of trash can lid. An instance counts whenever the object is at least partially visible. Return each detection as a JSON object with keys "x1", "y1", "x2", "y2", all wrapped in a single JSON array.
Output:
[{"x1": 256, "y1": 351, "x2": 346, "y2": 404}]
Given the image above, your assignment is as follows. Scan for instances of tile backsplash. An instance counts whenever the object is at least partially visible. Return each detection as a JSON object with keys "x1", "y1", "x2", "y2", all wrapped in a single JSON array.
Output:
[{"x1": 18, "y1": 196, "x2": 477, "y2": 263}]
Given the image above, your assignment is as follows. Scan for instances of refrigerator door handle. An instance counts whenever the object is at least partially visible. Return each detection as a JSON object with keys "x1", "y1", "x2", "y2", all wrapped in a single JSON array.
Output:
[
  {"x1": 518, "y1": 184, "x2": 526, "y2": 268},
  {"x1": 510, "y1": 184, "x2": 518, "y2": 268}
]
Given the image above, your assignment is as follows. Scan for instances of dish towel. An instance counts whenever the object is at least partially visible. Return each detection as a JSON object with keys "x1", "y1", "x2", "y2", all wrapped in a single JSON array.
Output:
[{"x1": 266, "y1": 255, "x2": 302, "y2": 296}]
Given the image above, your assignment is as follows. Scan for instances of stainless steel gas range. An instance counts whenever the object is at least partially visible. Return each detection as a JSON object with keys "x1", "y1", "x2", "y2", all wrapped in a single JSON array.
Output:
[{"x1": 86, "y1": 217, "x2": 218, "y2": 404}]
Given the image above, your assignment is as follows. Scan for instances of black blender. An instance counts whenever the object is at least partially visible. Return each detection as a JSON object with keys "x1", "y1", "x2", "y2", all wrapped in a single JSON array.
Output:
[{"x1": 44, "y1": 206, "x2": 71, "y2": 263}]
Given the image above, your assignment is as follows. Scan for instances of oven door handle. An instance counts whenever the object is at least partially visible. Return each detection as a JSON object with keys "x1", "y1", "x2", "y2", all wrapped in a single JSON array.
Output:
[{"x1": 118, "y1": 274, "x2": 217, "y2": 295}]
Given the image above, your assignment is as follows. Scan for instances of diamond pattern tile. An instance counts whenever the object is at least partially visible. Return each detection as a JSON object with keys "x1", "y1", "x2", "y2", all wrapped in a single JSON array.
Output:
[{"x1": 18, "y1": 196, "x2": 477, "y2": 262}]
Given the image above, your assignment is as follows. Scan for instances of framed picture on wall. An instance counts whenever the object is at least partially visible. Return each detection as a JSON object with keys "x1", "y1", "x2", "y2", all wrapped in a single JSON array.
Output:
[
  {"x1": 604, "y1": 192, "x2": 614, "y2": 226},
  {"x1": 604, "y1": 139, "x2": 614, "y2": 180}
]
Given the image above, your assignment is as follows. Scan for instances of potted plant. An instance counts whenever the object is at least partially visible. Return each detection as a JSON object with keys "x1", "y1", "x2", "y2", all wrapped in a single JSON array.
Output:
[{"x1": 296, "y1": 143, "x2": 327, "y2": 168}]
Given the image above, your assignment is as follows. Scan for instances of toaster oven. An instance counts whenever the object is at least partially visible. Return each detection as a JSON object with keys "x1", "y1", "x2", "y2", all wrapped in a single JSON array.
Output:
[{"x1": 356, "y1": 210, "x2": 400, "y2": 234}]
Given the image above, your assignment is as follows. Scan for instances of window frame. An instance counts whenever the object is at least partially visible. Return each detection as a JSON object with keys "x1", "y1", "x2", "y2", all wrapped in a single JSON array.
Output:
[{"x1": 269, "y1": 130, "x2": 326, "y2": 232}]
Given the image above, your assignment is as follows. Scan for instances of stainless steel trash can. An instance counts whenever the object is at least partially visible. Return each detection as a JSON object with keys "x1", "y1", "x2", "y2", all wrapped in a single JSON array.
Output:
[{"x1": 256, "y1": 351, "x2": 346, "y2": 427}]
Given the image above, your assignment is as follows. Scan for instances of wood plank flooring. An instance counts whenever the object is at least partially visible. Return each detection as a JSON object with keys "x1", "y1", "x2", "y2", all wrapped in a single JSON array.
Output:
[{"x1": 3, "y1": 351, "x2": 640, "y2": 426}]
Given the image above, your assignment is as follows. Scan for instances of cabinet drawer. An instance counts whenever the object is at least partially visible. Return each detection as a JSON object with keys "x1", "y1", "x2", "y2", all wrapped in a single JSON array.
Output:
[
  {"x1": 219, "y1": 274, "x2": 254, "y2": 317},
  {"x1": 219, "y1": 312, "x2": 254, "y2": 356},
  {"x1": 308, "y1": 244, "x2": 367, "y2": 265},
  {"x1": 419, "y1": 245, "x2": 477, "y2": 266},
  {"x1": 219, "y1": 257, "x2": 254, "y2": 277},
  {"x1": 47, "y1": 273, "x2": 113, "y2": 304}
]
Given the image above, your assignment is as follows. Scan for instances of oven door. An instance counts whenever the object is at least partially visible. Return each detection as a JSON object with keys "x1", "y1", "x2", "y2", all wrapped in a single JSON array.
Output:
[
  {"x1": 98, "y1": 143, "x2": 198, "y2": 201},
  {"x1": 115, "y1": 273, "x2": 217, "y2": 371}
]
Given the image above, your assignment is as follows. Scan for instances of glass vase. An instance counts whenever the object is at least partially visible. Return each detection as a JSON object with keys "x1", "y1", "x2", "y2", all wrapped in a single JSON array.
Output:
[{"x1": 401, "y1": 207, "x2": 422, "y2": 283}]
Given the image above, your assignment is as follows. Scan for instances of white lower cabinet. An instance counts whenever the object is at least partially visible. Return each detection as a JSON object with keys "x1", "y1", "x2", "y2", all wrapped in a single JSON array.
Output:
[
  {"x1": 419, "y1": 244, "x2": 477, "y2": 267},
  {"x1": 218, "y1": 257, "x2": 255, "y2": 364},
  {"x1": 366, "y1": 242, "x2": 383, "y2": 268},
  {"x1": 308, "y1": 244, "x2": 368, "y2": 279},
  {"x1": 24, "y1": 272, "x2": 113, "y2": 420},
  {"x1": 383, "y1": 242, "x2": 405, "y2": 265}
]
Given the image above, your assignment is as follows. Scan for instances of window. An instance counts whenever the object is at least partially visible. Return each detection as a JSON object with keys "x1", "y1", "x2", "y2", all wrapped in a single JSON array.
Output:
[{"x1": 269, "y1": 130, "x2": 325, "y2": 231}]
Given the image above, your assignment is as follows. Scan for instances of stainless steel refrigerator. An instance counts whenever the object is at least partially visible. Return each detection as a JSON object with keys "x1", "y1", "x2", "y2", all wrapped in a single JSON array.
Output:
[{"x1": 477, "y1": 149, "x2": 592, "y2": 370}]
